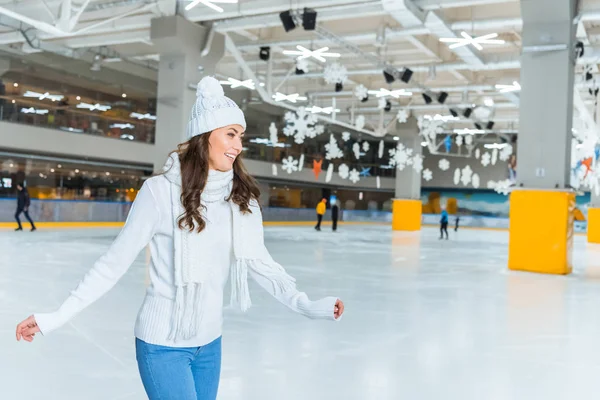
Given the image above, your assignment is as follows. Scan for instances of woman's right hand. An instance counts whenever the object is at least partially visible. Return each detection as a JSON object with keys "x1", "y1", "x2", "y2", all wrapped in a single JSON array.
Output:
[{"x1": 16, "y1": 315, "x2": 40, "y2": 342}]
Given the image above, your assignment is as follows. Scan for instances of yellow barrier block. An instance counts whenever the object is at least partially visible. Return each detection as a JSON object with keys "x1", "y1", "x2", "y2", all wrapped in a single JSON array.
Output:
[
  {"x1": 392, "y1": 199, "x2": 422, "y2": 231},
  {"x1": 508, "y1": 190, "x2": 575, "y2": 275},
  {"x1": 588, "y1": 208, "x2": 600, "y2": 243}
]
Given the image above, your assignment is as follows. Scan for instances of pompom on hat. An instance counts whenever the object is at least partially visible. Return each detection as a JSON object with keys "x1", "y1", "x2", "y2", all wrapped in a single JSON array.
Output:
[{"x1": 186, "y1": 76, "x2": 247, "y2": 138}]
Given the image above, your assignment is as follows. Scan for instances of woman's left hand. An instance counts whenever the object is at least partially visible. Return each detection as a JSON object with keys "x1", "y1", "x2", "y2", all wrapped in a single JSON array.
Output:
[{"x1": 334, "y1": 299, "x2": 344, "y2": 319}]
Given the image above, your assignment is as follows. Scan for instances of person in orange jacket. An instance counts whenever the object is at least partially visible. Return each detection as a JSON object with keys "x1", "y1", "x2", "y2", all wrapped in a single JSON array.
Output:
[{"x1": 315, "y1": 198, "x2": 327, "y2": 231}]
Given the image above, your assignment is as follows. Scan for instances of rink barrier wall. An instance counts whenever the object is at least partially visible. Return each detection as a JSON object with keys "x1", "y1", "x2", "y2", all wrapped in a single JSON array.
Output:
[{"x1": 587, "y1": 208, "x2": 600, "y2": 243}]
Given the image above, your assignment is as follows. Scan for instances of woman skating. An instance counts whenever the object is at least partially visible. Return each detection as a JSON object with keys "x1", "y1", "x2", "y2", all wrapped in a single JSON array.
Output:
[{"x1": 15, "y1": 77, "x2": 344, "y2": 400}]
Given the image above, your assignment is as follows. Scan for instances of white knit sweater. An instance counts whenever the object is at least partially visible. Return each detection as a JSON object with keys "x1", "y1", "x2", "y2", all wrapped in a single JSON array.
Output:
[{"x1": 34, "y1": 170, "x2": 339, "y2": 347}]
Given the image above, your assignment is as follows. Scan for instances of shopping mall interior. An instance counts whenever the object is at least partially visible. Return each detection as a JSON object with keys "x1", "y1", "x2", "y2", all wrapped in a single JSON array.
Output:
[{"x1": 3, "y1": 0, "x2": 600, "y2": 399}]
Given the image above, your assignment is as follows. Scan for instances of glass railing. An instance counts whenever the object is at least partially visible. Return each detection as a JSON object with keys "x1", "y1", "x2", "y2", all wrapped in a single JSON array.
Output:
[{"x1": 0, "y1": 96, "x2": 155, "y2": 144}]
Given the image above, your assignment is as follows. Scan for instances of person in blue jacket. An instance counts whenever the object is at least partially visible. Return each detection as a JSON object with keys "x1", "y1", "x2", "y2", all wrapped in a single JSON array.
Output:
[{"x1": 440, "y1": 206, "x2": 449, "y2": 240}]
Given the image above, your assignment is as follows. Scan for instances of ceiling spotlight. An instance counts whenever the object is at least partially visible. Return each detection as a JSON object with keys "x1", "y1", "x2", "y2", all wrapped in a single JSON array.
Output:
[
  {"x1": 495, "y1": 81, "x2": 521, "y2": 93},
  {"x1": 440, "y1": 32, "x2": 505, "y2": 50},
  {"x1": 302, "y1": 8, "x2": 317, "y2": 31},
  {"x1": 122, "y1": 93, "x2": 127, "y2": 98},
  {"x1": 13, "y1": 82, "x2": 18, "y2": 87},
  {"x1": 279, "y1": 10, "x2": 296, "y2": 32},
  {"x1": 76, "y1": 96, "x2": 81, "y2": 100},
  {"x1": 259, "y1": 46, "x2": 270, "y2": 61},
  {"x1": 422, "y1": 93, "x2": 433, "y2": 104},
  {"x1": 384, "y1": 100, "x2": 392, "y2": 112},
  {"x1": 463, "y1": 108, "x2": 473, "y2": 118},
  {"x1": 335, "y1": 82, "x2": 343, "y2": 92},
  {"x1": 449, "y1": 109, "x2": 459, "y2": 118},
  {"x1": 361, "y1": 95, "x2": 369, "y2": 103},
  {"x1": 383, "y1": 70, "x2": 395, "y2": 84},
  {"x1": 437, "y1": 92, "x2": 448, "y2": 104},
  {"x1": 282, "y1": 45, "x2": 340, "y2": 62},
  {"x1": 400, "y1": 68, "x2": 413, "y2": 83},
  {"x1": 474, "y1": 122, "x2": 483, "y2": 130},
  {"x1": 486, "y1": 121, "x2": 495, "y2": 130}
]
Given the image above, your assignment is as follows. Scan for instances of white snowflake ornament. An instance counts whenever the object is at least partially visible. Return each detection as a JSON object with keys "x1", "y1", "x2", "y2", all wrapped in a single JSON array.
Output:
[
  {"x1": 323, "y1": 62, "x2": 348, "y2": 84},
  {"x1": 271, "y1": 164, "x2": 278, "y2": 176},
  {"x1": 456, "y1": 135, "x2": 463, "y2": 147},
  {"x1": 283, "y1": 107, "x2": 324, "y2": 144},
  {"x1": 423, "y1": 168, "x2": 433, "y2": 181},
  {"x1": 438, "y1": 158, "x2": 450, "y2": 171},
  {"x1": 453, "y1": 168, "x2": 461, "y2": 185},
  {"x1": 412, "y1": 154, "x2": 423, "y2": 172},
  {"x1": 465, "y1": 135, "x2": 473, "y2": 146},
  {"x1": 491, "y1": 148, "x2": 498, "y2": 165},
  {"x1": 397, "y1": 109, "x2": 409, "y2": 123},
  {"x1": 362, "y1": 141, "x2": 370, "y2": 152},
  {"x1": 460, "y1": 165, "x2": 473, "y2": 186},
  {"x1": 354, "y1": 84, "x2": 368, "y2": 100},
  {"x1": 355, "y1": 115, "x2": 366, "y2": 130},
  {"x1": 472, "y1": 173, "x2": 480, "y2": 188},
  {"x1": 481, "y1": 152, "x2": 491, "y2": 167},
  {"x1": 342, "y1": 131, "x2": 351, "y2": 142},
  {"x1": 377, "y1": 98, "x2": 387, "y2": 110},
  {"x1": 338, "y1": 163, "x2": 350, "y2": 179},
  {"x1": 349, "y1": 168, "x2": 360, "y2": 184},
  {"x1": 325, "y1": 163, "x2": 334, "y2": 183},
  {"x1": 296, "y1": 59, "x2": 309, "y2": 73},
  {"x1": 324, "y1": 134, "x2": 344, "y2": 160},
  {"x1": 376, "y1": 176, "x2": 381, "y2": 189},
  {"x1": 475, "y1": 148, "x2": 481, "y2": 159},
  {"x1": 353, "y1": 142, "x2": 361, "y2": 159},
  {"x1": 378, "y1": 140, "x2": 384, "y2": 158},
  {"x1": 269, "y1": 122, "x2": 278, "y2": 144},
  {"x1": 389, "y1": 143, "x2": 410, "y2": 170},
  {"x1": 499, "y1": 144, "x2": 513, "y2": 162},
  {"x1": 281, "y1": 156, "x2": 299, "y2": 174},
  {"x1": 298, "y1": 154, "x2": 305, "y2": 172}
]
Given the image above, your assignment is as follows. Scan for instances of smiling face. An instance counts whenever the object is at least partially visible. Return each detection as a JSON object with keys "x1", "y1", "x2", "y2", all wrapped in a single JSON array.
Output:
[{"x1": 207, "y1": 124, "x2": 245, "y2": 172}]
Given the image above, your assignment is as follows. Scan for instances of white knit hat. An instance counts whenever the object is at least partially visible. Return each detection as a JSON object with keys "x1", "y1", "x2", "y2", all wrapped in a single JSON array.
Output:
[{"x1": 187, "y1": 76, "x2": 247, "y2": 138}]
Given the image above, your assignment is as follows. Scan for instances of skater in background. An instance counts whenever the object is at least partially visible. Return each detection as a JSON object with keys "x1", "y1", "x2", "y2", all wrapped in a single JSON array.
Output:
[
  {"x1": 440, "y1": 206, "x2": 449, "y2": 240},
  {"x1": 16, "y1": 76, "x2": 344, "y2": 400},
  {"x1": 315, "y1": 197, "x2": 327, "y2": 231},
  {"x1": 454, "y1": 213, "x2": 460, "y2": 232},
  {"x1": 331, "y1": 199, "x2": 339, "y2": 232},
  {"x1": 15, "y1": 183, "x2": 36, "y2": 232}
]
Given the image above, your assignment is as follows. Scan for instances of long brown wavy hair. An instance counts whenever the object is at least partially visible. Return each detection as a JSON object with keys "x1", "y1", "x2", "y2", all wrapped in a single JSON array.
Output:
[{"x1": 172, "y1": 133, "x2": 261, "y2": 233}]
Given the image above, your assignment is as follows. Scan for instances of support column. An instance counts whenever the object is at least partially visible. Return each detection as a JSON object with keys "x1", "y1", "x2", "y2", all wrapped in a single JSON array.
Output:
[
  {"x1": 509, "y1": 0, "x2": 577, "y2": 274},
  {"x1": 392, "y1": 117, "x2": 422, "y2": 231},
  {"x1": 150, "y1": 16, "x2": 225, "y2": 171}
]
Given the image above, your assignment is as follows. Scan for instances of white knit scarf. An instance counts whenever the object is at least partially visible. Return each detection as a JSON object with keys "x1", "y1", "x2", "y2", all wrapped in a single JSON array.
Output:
[{"x1": 162, "y1": 154, "x2": 296, "y2": 342}]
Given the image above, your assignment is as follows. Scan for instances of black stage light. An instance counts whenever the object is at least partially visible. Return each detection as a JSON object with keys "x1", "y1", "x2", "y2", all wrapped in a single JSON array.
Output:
[
  {"x1": 400, "y1": 68, "x2": 413, "y2": 83},
  {"x1": 449, "y1": 108, "x2": 459, "y2": 118},
  {"x1": 302, "y1": 8, "x2": 317, "y2": 30},
  {"x1": 335, "y1": 82, "x2": 343, "y2": 92},
  {"x1": 259, "y1": 46, "x2": 270, "y2": 61},
  {"x1": 279, "y1": 10, "x2": 296, "y2": 32},
  {"x1": 474, "y1": 122, "x2": 482, "y2": 130},
  {"x1": 384, "y1": 100, "x2": 392, "y2": 112},
  {"x1": 463, "y1": 108, "x2": 473, "y2": 118},
  {"x1": 438, "y1": 91, "x2": 448, "y2": 104},
  {"x1": 422, "y1": 93, "x2": 432, "y2": 104},
  {"x1": 361, "y1": 94, "x2": 369, "y2": 103},
  {"x1": 486, "y1": 121, "x2": 495, "y2": 130},
  {"x1": 383, "y1": 70, "x2": 395, "y2": 84}
]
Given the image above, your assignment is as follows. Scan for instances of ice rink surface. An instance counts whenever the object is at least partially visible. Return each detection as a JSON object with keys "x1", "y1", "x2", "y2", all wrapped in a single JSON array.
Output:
[{"x1": 3, "y1": 225, "x2": 600, "y2": 399}]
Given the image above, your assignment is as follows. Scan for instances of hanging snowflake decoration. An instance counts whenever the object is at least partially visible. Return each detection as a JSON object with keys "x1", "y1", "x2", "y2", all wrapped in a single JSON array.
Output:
[
  {"x1": 481, "y1": 152, "x2": 491, "y2": 167},
  {"x1": 491, "y1": 148, "x2": 498, "y2": 165},
  {"x1": 389, "y1": 143, "x2": 410, "y2": 170},
  {"x1": 349, "y1": 168, "x2": 360, "y2": 184},
  {"x1": 325, "y1": 163, "x2": 334, "y2": 183},
  {"x1": 323, "y1": 62, "x2": 348, "y2": 85},
  {"x1": 324, "y1": 134, "x2": 344, "y2": 160},
  {"x1": 397, "y1": 109, "x2": 409, "y2": 123},
  {"x1": 464, "y1": 135, "x2": 473, "y2": 146},
  {"x1": 281, "y1": 156, "x2": 299, "y2": 174},
  {"x1": 412, "y1": 154, "x2": 423, "y2": 172},
  {"x1": 296, "y1": 59, "x2": 309, "y2": 73},
  {"x1": 438, "y1": 158, "x2": 450, "y2": 171},
  {"x1": 377, "y1": 98, "x2": 387, "y2": 110},
  {"x1": 499, "y1": 144, "x2": 513, "y2": 162},
  {"x1": 460, "y1": 165, "x2": 473, "y2": 186},
  {"x1": 354, "y1": 84, "x2": 368, "y2": 101},
  {"x1": 342, "y1": 131, "x2": 351, "y2": 142},
  {"x1": 418, "y1": 116, "x2": 444, "y2": 141},
  {"x1": 453, "y1": 168, "x2": 461, "y2": 185},
  {"x1": 423, "y1": 168, "x2": 433, "y2": 181},
  {"x1": 456, "y1": 135, "x2": 463, "y2": 147},
  {"x1": 376, "y1": 176, "x2": 381, "y2": 189},
  {"x1": 269, "y1": 122, "x2": 278, "y2": 144},
  {"x1": 338, "y1": 163, "x2": 350, "y2": 179},
  {"x1": 475, "y1": 148, "x2": 481, "y2": 159},
  {"x1": 298, "y1": 154, "x2": 305, "y2": 172},
  {"x1": 271, "y1": 164, "x2": 278, "y2": 176},
  {"x1": 353, "y1": 142, "x2": 361, "y2": 159},
  {"x1": 488, "y1": 179, "x2": 512, "y2": 195},
  {"x1": 472, "y1": 173, "x2": 480, "y2": 188},
  {"x1": 355, "y1": 115, "x2": 366, "y2": 130},
  {"x1": 283, "y1": 107, "x2": 324, "y2": 144},
  {"x1": 362, "y1": 141, "x2": 370, "y2": 152},
  {"x1": 405, "y1": 148, "x2": 414, "y2": 166},
  {"x1": 378, "y1": 140, "x2": 384, "y2": 158}
]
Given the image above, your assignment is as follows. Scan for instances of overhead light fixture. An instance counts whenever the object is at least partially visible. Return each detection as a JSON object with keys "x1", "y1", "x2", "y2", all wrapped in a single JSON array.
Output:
[
  {"x1": 130, "y1": 112, "x2": 156, "y2": 120},
  {"x1": 13, "y1": 82, "x2": 18, "y2": 87},
  {"x1": 437, "y1": 92, "x2": 448, "y2": 104},
  {"x1": 306, "y1": 106, "x2": 340, "y2": 114},
  {"x1": 302, "y1": 8, "x2": 317, "y2": 30},
  {"x1": 449, "y1": 108, "x2": 459, "y2": 118},
  {"x1": 185, "y1": 0, "x2": 238, "y2": 12},
  {"x1": 383, "y1": 70, "x2": 395, "y2": 84},
  {"x1": 272, "y1": 92, "x2": 307, "y2": 103},
  {"x1": 122, "y1": 93, "x2": 127, "y2": 98},
  {"x1": 20, "y1": 107, "x2": 48, "y2": 114},
  {"x1": 422, "y1": 93, "x2": 433, "y2": 104},
  {"x1": 77, "y1": 102, "x2": 111, "y2": 112},
  {"x1": 279, "y1": 10, "x2": 296, "y2": 32},
  {"x1": 474, "y1": 122, "x2": 483, "y2": 130},
  {"x1": 486, "y1": 121, "x2": 495, "y2": 130},
  {"x1": 11, "y1": 100, "x2": 15, "y2": 104},
  {"x1": 400, "y1": 68, "x2": 413, "y2": 83},
  {"x1": 76, "y1": 96, "x2": 81, "y2": 101},
  {"x1": 282, "y1": 45, "x2": 340, "y2": 62},
  {"x1": 335, "y1": 82, "x2": 343, "y2": 92},
  {"x1": 259, "y1": 46, "x2": 270, "y2": 61},
  {"x1": 454, "y1": 128, "x2": 485, "y2": 135},
  {"x1": 495, "y1": 81, "x2": 521, "y2": 93},
  {"x1": 463, "y1": 108, "x2": 473, "y2": 118},
  {"x1": 219, "y1": 77, "x2": 256, "y2": 90},
  {"x1": 384, "y1": 100, "x2": 392, "y2": 112},
  {"x1": 120, "y1": 134, "x2": 135, "y2": 140},
  {"x1": 368, "y1": 88, "x2": 412, "y2": 98},
  {"x1": 440, "y1": 32, "x2": 505, "y2": 50},
  {"x1": 23, "y1": 90, "x2": 64, "y2": 102},
  {"x1": 110, "y1": 123, "x2": 135, "y2": 129}
]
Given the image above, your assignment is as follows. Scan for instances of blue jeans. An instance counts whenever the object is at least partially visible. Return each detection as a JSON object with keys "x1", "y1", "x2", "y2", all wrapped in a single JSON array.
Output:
[{"x1": 135, "y1": 337, "x2": 222, "y2": 400}]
